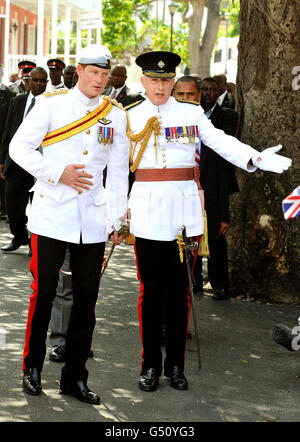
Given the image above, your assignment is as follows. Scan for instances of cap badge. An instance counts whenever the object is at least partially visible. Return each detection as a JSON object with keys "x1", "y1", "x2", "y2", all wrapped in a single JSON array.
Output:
[{"x1": 157, "y1": 60, "x2": 165, "y2": 68}]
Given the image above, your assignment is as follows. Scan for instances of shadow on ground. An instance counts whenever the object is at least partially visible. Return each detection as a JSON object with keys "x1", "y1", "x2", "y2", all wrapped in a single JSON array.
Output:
[{"x1": 0, "y1": 220, "x2": 300, "y2": 422}]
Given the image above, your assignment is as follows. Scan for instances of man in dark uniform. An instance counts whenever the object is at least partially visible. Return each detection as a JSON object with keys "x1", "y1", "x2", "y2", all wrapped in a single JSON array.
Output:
[
  {"x1": 0, "y1": 63, "x2": 16, "y2": 219},
  {"x1": 47, "y1": 58, "x2": 65, "y2": 90},
  {"x1": 9, "y1": 61, "x2": 36, "y2": 95},
  {"x1": 0, "y1": 67, "x2": 48, "y2": 253}
]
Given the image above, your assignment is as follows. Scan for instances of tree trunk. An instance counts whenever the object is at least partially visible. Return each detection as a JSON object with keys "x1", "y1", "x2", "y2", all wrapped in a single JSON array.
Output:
[
  {"x1": 227, "y1": 0, "x2": 300, "y2": 303},
  {"x1": 184, "y1": 0, "x2": 221, "y2": 77}
]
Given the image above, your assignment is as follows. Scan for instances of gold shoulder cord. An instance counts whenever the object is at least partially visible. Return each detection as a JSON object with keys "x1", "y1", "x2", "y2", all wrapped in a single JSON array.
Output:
[{"x1": 126, "y1": 113, "x2": 161, "y2": 172}]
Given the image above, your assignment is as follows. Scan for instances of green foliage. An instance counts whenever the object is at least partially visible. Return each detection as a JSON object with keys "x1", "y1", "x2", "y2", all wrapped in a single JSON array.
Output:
[
  {"x1": 102, "y1": 0, "x2": 138, "y2": 55},
  {"x1": 219, "y1": 0, "x2": 240, "y2": 39},
  {"x1": 101, "y1": 0, "x2": 189, "y2": 63},
  {"x1": 140, "y1": 19, "x2": 189, "y2": 64}
]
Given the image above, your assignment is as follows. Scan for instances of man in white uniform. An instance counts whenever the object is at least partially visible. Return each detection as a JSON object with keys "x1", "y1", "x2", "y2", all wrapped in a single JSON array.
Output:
[
  {"x1": 126, "y1": 51, "x2": 291, "y2": 392},
  {"x1": 9, "y1": 45, "x2": 129, "y2": 404}
]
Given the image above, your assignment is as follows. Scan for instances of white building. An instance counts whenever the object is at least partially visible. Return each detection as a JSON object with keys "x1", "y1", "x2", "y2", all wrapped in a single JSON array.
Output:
[{"x1": 0, "y1": 0, "x2": 101, "y2": 81}]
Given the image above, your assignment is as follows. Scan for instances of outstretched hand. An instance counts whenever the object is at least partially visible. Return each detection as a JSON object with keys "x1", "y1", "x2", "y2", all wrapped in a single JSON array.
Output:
[{"x1": 251, "y1": 145, "x2": 292, "y2": 173}]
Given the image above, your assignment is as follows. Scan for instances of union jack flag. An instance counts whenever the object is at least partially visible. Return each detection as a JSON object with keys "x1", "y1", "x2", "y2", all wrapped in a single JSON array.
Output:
[{"x1": 282, "y1": 186, "x2": 300, "y2": 220}]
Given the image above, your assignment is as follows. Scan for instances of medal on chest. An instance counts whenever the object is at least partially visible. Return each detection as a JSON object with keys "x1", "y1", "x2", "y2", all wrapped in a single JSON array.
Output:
[
  {"x1": 97, "y1": 126, "x2": 114, "y2": 145},
  {"x1": 164, "y1": 126, "x2": 199, "y2": 144}
]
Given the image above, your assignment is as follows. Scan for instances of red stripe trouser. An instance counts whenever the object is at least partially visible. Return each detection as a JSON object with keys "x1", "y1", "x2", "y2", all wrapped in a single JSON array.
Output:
[
  {"x1": 134, "y1": 237, "x2": 193, "y2": 375},
  {"x1": 23, "y1": 234, "x2": 105, "y2": 382}
]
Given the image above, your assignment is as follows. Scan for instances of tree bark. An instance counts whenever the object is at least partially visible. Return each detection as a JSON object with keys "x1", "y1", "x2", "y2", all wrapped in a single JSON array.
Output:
[
  {"x1": 182, "y1": 0, "x2": 221, "y2": 77},
  {"x1": 227, "y1": 0, "x2": 300, "y2": 303}
]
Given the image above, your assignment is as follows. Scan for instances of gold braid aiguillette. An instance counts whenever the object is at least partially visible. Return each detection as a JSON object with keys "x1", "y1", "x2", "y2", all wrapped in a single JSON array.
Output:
[{"x1": 127, "y1": 116, "x2": 161, "y2": 172}]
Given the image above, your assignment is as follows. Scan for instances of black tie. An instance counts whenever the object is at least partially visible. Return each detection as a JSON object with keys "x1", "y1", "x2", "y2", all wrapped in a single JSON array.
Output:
[{"x1": 25, "y1": 96, "x2": 35, "y2": 117}]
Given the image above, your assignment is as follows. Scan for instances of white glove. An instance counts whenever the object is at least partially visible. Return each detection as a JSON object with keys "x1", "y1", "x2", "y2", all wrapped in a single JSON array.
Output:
[{"x1": 251, "y1": 145, "x2": 292, "y2": 173}]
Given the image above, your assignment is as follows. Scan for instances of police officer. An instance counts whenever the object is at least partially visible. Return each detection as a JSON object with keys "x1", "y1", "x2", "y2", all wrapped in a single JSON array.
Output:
[
  {"x1": 47, "y1": 58, "x2": 66, "y2": 90},
  {"x1": 9, "y1": 44, "x2": 129, "y2": 404},
  {"x1": 126, "y1": 51, "x2": 291, "y2": 392},
  {"x1": 9, "y1": 61, "x2": 36, "y2": 95}
]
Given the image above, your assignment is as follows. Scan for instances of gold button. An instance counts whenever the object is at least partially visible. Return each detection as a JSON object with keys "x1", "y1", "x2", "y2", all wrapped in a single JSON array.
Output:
[
  {"x1": 85, "y1": 130, "x2": 90, "y2": 134},
  {"x1": 48, "y1": 178, "x2": 51, "y2": 182},
  {"x1": 86, "y1": 110, "x2": 90, "y2": 115},
  {"x1": 162, "y1": 165, "x2": 166, "y2": 169},
  {"x1": 40, "y1": 194, "x2": 43, "y2": 198},
  {"x1": 161, "y1": 148, "x2": 166, "y2": 151},
  {"x1": 162, "y1": 159, "x2": 166, "y2": 163},
  {"x1": 162, "y1": 153, "x2": 165, "y2": 157},
  {"x1": 83, "y1": 150, "x2": 88, "y2": 155}
]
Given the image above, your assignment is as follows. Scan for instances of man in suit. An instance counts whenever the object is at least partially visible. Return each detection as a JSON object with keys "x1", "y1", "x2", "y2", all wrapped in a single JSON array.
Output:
[
  {"x1": 102, "y1": 64, "x2": 143, "y2": 106},
  {"x1": 196, "y1": 77, "x2": 239, "y2": 299},
  {"x1": 213, "y1": 74, "x2": 236, "y2": 110},
  {"x1": 0, "y1": 67, "x2": 48, "y2": 252},
  {"x1": 0, "y1": 63, "x2": 16, "y2": 220},
  {"x1": 63, "y1": 65, "x2": 76, "y2": 89}
]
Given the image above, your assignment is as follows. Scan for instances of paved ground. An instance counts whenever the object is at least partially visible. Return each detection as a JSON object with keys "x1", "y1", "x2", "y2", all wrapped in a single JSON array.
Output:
[{"x1": 0, "y1": 218, "x2": 300, "y2": 424}]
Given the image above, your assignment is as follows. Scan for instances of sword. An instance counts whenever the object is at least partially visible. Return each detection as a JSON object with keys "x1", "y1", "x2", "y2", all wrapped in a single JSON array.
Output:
[
  {"x1": 101, "y1": 213, "x2": 132, "y2": 277},
  {"x1": 101, "y1": 243, "x2": 115, "y2": 277},
  {"x1": 177, "y1": 225, "x2": 201, "y2": 371}
]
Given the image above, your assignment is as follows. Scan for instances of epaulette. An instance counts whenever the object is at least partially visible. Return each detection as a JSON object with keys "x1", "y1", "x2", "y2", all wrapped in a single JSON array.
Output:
[
  {"x1": 44, "y1": 88, "x2": 69, "y2": 98},
  {"x1": 175, "y1": 98, "x2": 200, "y2": 106},
  {"x1": 123, "y1": 100, "x2": 144, "y2": 111},
  {"x1": 102, "y1": 95, "x2": 125, "y2": 110}
]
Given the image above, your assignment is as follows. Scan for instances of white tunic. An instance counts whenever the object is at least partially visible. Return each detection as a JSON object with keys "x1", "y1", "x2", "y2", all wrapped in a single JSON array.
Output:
[
  {"x1": 127, "y1": 97, "x2": 258, "y2": 241},
  {"x1": 9, "y1": 86, "x2": 129, "y2": 244}
]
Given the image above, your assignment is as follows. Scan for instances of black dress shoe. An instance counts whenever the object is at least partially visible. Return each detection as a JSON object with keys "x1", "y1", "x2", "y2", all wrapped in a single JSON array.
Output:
[
  {"x1": 49, "y1": 344, "x2": 66, "y2": 362},
  {"x1": 1, "y1": 239, "x2": 29, "y2": 252},
  {"x1": 22, "y1": 368, "x2": 42, "y2": 395},
  {"x1": 138, "y1": 368, "x2": 159, "y2": 392},
  {"x1": 164, "y1": 366, "x2": 188, "y2": 390},
  {"x1": 212, "y1": 288, "x2": 228, "y2": 301},
  {"x1": 60, "y1": 379, "x2": 100, "y2": 405}
]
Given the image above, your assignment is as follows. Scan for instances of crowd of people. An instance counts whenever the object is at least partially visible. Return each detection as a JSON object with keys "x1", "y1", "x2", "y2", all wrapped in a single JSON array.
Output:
[{"x1": 0, "y1": 45, "x2": 291, "y2": 405}]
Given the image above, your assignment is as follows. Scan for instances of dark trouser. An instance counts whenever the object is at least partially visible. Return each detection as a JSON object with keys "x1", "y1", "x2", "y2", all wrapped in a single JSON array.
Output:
[
  {"x1": 194, "y1": 230, "x2": 228, "y2": 292},
  {"x1": 5, "y1": 169, "x2": 34, "y2": 243},
  {"x1": 50, "y1": 247, "x2": 73, "y2": 346},
  {"x1": 23, "y1": 234, "x2": 104, "y2": 382},
  {"x1": 134, "y1": 237, "x2": 190, "y2": 375},
  {"x1": 207, "y1": 233, "x2": 228, "y2": 292}
]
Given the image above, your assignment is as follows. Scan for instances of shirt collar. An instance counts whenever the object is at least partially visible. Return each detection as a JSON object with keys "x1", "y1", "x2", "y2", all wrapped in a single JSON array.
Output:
[
  {"x1": 218, "y1": 90, "x2": 227, "y2": 104},
  {"x1": 73, "y1": 85, "x2": 100, "y2": 107},
  {"x1": 111, "y1": 85, "x2": 125, "y2": 96},
  {"x1": 145, "y1": 96, "x2": 173, "y2": 112},
  {"x1": 204, "y1": 102, "x2": 217, "y2": 118}
]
